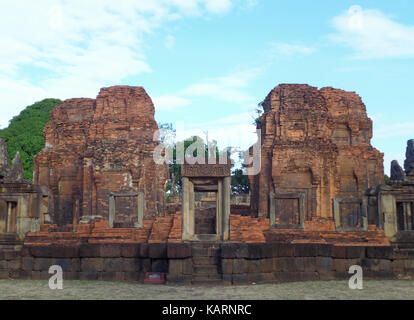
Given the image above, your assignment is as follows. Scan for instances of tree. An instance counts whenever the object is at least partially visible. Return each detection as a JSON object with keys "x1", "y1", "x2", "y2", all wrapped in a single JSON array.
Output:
[
  {"x1": 0, "y1": 98, "x2": 62, "y2": 180},
  {"x1": 231, "y1": 168, "x2": 250, "y2": 194}
]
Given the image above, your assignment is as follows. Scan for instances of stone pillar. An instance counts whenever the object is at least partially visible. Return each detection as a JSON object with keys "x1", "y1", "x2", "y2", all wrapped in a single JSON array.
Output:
[
  {"x1": 222, "y1": 177, "x2": 231, "y2": 240},
  {"x1": 216, "y1": 179, "x2": 223, "y2": 238},
  {"x1": 380, "y1": 194, "x2": 398, "y2": 240},
  {"x1": 108, "y1": 195, "x2": 115, "y2": 228},
  {"x1": 182, "y1": 177, "x2": 191, "y2": 240}
]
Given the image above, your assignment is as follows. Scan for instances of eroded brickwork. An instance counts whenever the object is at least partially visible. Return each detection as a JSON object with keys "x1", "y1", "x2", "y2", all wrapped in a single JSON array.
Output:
[
  {"x1": 34, "y1": 86, "x2": 168, "y2": 225},
  {"x1": 250, "y1": 84, "x2": 384, "y2": 230}
]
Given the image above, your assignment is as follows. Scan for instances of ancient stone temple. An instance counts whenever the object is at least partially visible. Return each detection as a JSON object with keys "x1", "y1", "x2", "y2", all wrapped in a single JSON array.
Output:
[
  {"x1": 33, "y1": 86, "x2": 168, "y2": 227},
  {"x1": 249, "y1": 84, "x2": 384, "y2": 233},
  {"x1": 2, "y1": 83, "x2": 413, "y2": 285},
  {"x1": 0, "y1": 139, "x2": 46, "y2": 245},
  {"x1": 367, "y1": 139, "x2": 414, "y2": 246}
]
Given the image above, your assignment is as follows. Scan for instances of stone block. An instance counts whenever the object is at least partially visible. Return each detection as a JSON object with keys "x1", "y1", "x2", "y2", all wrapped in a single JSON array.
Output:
[
  {"x1": 33, "y1": 258, "x2": 55, "y2": 271},
  {"x1": 167, "y1": 243, "x2": 191, "y2": 259},
  {"x1": 274, "y1": 271, "x2": 301, "y2": 283},
  {"x1": 300, "y1": 272, "x2": 319, "y2": 282},
  {"x1": 100, "y1": 244, "x2": 121, "y2": 258},
  {"x1": 168, "y1": 260, "x2": 183, "y2": 275},
  {"x1": 79, "y1": 244, "x2": 100, "y2": 258},
  {"x1": 122, "y1": 258, "x2": 141, "y2": 272},
  {"x1": 141, "y1": 258, "x2": 152, "y2": 272},
  {"x1": 260, "y1": 258, "x2": 274, "y2": 273},
  {"x1": 221, "y1": 259, "x2": 233, "y2": 274},
  {"x1": 247, "y1": 243, "x2": 273, "y2": 259},
  {"x1": 366, "y1": 246, "x2": 394, "y2": 260},
  {"x1": 294, "y1": 244, "x2": 318, "y2": 257},
  {"x1": 103, "y1": 258, "x2": 123, "y2": 272},
  {"x1": 79, "y1": 271, "x2": 99, "y2": 280},
  {"x1": 221, "y1": 243, "x2": 248, "y2": 259},
  {"x1": 148, "y1": 243, "x2": 167, "y2": 259},
  {"x1": 277, "y1": 257, "x2": 296, "y2": 272},
  {"x1": 316, "y1": 257, "x2": 333, "y2": 273},
  {"x1": 81, "y1": 258, "x2": 104, "y2": 272},
  {"x1": 232, "y1": 273, "x2": 249, "y2": 285},
  {"x1": 276, "y1": 244, "x2": 295, "y2": 257},
  {"x1": 233, "y1": 259, "x2": 247, "y2": 274},
  {"x1": 317, "y1": 244, "x2": 333, "y2": 257},
  {"x1": 182, "y1": 258, "x2": 193, "y2": 275},
  {"x1": 346, "y1": 246, "x2": 365, "y2": 259},
  {"x1": 121, "y1": 244, "x2": 140, "y2": 258},
  {"x1": 139, "y1": 243, "x2": 149, "y2": 257},
  {"x1": 246, "y1": 260, "x2": 261, "y2": 273},
  {"x1": 166, "y1": 274, "x2": 192, "y2": 284},
  {"x1": 54, "y1": 258, "x2": 80, "y2": 272},
  {"x1": 247, "y1": 273, "x2": 264, "y2": 283}
]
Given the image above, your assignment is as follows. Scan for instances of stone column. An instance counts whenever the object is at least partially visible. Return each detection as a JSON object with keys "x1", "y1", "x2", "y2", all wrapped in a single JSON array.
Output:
[
  {"x1": 182, "y1": 177, "x2": 191, "y2": 240},
  {"x1": 108, "y1": 195, "x2": 115, "y2": 228},
  {"x1": 223, "y1": 177, "x2": 231, "y2": 241},
  {"x1": 217, "y1": 179, "x2": 223, "y2": 239},
  {"x1": 380, "y1": 194, "x2": 398, "y2": 240}
]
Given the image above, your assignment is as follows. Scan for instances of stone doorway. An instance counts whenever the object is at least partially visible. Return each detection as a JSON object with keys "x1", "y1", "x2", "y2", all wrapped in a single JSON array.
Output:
[
  {"x1": 0, "y1": 200, "x2": 17, "y2": 233},
  {"x1": 194, "y1": 191, "x2": 217, "y2": 236},
  {"x1": 396, "y1": 202, "x2": 414, "y2": 231},
  {"x1": 182, "y1": 160, "x2": 231, "y2": 241}
]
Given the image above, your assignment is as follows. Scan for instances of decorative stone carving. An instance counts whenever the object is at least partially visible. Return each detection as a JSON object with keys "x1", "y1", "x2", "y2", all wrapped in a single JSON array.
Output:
[
  {"x1": 404, "y1": 139, "x2": 414, "y2": 175},
  {"x1": 391, "y1": 160, "x2": 405, "y2": 181}
]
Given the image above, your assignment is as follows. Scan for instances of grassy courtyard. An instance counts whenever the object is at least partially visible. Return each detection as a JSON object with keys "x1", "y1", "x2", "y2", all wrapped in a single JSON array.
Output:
[{"x1": 0, "y1": 279, "x2": 413, "y2": 300}]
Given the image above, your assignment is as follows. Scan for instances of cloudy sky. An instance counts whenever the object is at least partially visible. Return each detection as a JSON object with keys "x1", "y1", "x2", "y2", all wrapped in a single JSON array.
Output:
[{"x1": 1, "y1": 0, "x2": 413, "y2": 174}]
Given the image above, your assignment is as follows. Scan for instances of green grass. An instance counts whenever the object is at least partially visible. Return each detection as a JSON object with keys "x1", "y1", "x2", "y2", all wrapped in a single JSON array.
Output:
[{"x1": 0, "y1": 280, "x2": 413, "y2": 300}]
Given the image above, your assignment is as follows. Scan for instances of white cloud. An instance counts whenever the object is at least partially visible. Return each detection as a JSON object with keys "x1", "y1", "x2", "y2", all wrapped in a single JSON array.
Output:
[
  {"x1": 0, "y1": 0, "x2": 242, "y2": 128},
  {"x1": 202, "y1": 0, "x2": 232, "y2": 14},
  {"x1": 182, "y1": 68, "x2": 262, "y2": 103},
  {"x1": 165, "y1": 35, "x2": 176, "y2": 49},
  {"x1": 153, "y1": 95, "x2": 191, "y2": 110},
  {"x1": 331, "y1": 5, "x2": 414, "y2": 59},
  {"x1": 267, "y1": 42, "x2": 316, "y2": 57}
]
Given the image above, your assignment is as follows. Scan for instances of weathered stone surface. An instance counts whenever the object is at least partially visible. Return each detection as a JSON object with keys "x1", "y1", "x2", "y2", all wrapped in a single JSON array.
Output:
[
  {"x1": 391, "y1": 160, "x2": 405, "y2": 181},
  {"x1": 9, "y1": 152, "x2": 24, "y2": 182},
  {"x1": 404, "y1": 139, "x2": 414, "y2": 174},
  {"x1": 0, "y1": 139, "x2": 10, "y2": 180},
  {"x1": 250, "y1": 84, "x2": 383, "y2": 232},
  {"x1": 33, "y1": 86, "x2": 168, "y2": 225}
]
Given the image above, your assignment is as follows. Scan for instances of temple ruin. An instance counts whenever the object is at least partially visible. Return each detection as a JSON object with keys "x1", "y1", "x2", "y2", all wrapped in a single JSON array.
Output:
[{"x1": 0, "y1": 84, "x2": 413, "y2": 284}]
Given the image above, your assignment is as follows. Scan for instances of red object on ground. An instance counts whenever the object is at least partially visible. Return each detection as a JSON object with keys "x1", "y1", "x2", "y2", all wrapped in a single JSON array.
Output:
[{"x1": 144, "y1": 272, "x2": 166, "y2": 284}]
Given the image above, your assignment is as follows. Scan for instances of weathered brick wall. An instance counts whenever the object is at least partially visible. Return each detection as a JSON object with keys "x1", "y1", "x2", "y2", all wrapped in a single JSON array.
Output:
[
  {"x1": 250, "y1": 84, "x2": 384, "y2": 226},
  {"x1": 33, "y1": 86, "x2": 168, "y2": 226},
  {"x1": 1, "y1": 243, "x2": 413, "y2": 284}
]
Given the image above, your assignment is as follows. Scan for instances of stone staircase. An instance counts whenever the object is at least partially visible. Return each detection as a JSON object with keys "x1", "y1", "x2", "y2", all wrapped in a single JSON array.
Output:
[
  {"x1": 191, "y1": 242, "x2": 222, "y2": 285},
  {"x1": 0, "y1": 233, "x2": 23, "y2": 250}
]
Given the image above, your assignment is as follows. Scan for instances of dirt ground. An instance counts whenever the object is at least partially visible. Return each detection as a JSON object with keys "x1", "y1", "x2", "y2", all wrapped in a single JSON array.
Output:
[{"x1": 0, "y1": 279, "x2": 413, "y2": 300}]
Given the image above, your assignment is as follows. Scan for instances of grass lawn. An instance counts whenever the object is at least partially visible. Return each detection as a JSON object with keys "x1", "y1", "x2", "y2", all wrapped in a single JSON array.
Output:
[{"x1": 0, "y1": 279, "x2": 413, "y2": 300}]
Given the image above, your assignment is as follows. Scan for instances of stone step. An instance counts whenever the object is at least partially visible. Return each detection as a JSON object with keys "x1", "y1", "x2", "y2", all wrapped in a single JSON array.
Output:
[{"x1": 193, "y1": 265, "x2": 219, "y2": 275}]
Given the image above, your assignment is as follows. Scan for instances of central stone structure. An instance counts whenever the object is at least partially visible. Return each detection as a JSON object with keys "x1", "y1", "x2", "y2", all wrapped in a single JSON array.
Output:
[
  {"x1": 33, "y1": 86, "x2": 168, "y2": 227},
  {"x1": 181, "y1": 160, "x2": 231, "y2": 241},
  {"x1": 250, "y1": 84, "x2": 384, "y2": 232}
]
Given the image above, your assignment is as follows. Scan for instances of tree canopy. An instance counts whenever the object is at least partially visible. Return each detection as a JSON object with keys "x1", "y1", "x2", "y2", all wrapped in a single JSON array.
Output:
[{"x1": 0, "y1": 98, "x2": 62, "y2": 180}]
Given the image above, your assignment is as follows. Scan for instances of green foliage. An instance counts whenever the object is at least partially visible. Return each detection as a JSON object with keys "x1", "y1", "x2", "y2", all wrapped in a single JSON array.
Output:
[
  {"x1": 0, "y1": 98, "x2": 62, "y2": 180},
  {"x1": 231, "y1": 168, "x2": 250, "y2": 194},
  {"x1": 253, "y1": 101, "x2": 264, "y2": 127},
  {"x1": 384, "y1": 174, "x2": 390, "y2": 184}
]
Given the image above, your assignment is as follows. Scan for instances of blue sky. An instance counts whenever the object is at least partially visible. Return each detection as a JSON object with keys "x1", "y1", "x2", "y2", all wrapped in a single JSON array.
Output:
[{"x1": 1, "y1": 0, "x2": 413, "y2": 174}]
